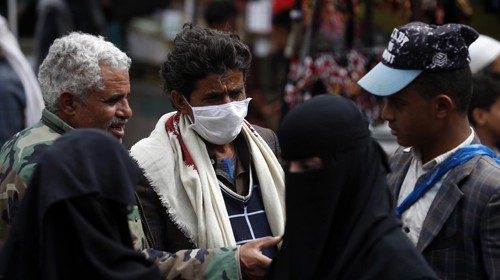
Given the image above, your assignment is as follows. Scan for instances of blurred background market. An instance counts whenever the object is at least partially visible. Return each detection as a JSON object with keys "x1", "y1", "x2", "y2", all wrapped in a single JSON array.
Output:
[{"x1": 1, "y1": 0, "x2": 499, "y2": 152}]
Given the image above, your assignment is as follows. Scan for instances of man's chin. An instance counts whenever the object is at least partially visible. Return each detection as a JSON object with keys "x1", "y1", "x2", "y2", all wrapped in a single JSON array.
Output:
[{"x1": 396, "y1": 137, "x2": 412, "y2": 147}]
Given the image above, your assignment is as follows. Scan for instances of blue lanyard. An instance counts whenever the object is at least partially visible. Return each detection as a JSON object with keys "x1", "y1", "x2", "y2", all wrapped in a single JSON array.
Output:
[{"x1": 396, "y1": 144, "x2": 499, "y2": 218}]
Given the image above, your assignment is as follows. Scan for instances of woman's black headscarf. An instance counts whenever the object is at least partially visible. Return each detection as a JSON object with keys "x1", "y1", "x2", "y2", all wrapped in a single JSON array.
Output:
[
  {"x1": 268, "y1": 95, "x2": 436, "y2": 280},
  {"x1": 0, "y1": 129, "x2": 160, "y2": 279}
]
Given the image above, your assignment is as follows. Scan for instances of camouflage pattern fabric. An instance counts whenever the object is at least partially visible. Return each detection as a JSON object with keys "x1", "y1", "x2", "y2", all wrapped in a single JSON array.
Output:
[
  {"x1": 129, "y1": 205, "x2": 150, "y2": 250},
  {"x1": 0, "y1": 109, "x2": 70, "y2": 245},
  {"x1": 142, "y1": 247, "x2": 241, "y2": 280}
]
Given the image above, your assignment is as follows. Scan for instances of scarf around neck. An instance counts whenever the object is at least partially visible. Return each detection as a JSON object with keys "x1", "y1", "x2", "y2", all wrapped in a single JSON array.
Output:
[{"x1": 131, "y1": 112, "x2": 285, "y2": 248}]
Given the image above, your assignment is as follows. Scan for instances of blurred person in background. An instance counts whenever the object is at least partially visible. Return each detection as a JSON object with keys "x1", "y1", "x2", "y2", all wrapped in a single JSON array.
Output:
[
  {"x1": 246, "y1": 9, "x2": 292, "y2": 131},
  {"x1": 34, "y1": 0, "x2": 169, "y2": 66},
  {"x1": 0, "y1": 15, "x2": 44, "y2": 147},
  {"x1": 469, "y1": 34, "x2": 500, "y2": 74},
  {"x1": 468, "y1": 72, "x2": 500, "y2": 153},
  {"x1": 0, "y1": 49, "x2": 24, "y2": 145},
  {"x1": 468, "y1": 35, "x2": 500, "y2": 153},
  {"x1": 34, "y1": 0, "x2": 107, "y2": 67}
]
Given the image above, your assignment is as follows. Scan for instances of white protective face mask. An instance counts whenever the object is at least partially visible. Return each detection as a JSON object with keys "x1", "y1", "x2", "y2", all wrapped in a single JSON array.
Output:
[{"x1": 186, "y1": 98, "x2": 251, "y2": 145}]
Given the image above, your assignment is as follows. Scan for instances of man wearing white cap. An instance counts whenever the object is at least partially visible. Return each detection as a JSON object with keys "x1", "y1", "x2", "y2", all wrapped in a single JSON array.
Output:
[
  {"x1": 469, "y1": 34, "x2": 500, "y2": 74},
  {"x1": 358, "y1": 22, "x2": 500, "y2": 279}
]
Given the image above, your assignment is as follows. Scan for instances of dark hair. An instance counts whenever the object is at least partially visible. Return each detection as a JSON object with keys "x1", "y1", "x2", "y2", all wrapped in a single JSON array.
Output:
[
  {"x1": 160, "y1": 24, "x2": 251, "y2": 99},
  {"x1": 468, "y1": 72, "x2": 500, "y2": 126},
  {"x1": 203, "y1": 1, "x2": 238, "y2": 27},
  {"x1": 410, "y1": 67, "x2": 473, "y2": 113}
]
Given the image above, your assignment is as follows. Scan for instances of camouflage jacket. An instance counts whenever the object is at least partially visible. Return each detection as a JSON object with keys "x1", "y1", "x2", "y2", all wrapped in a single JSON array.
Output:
[
  {"x1": 0, "y1": 109, "x2": 71, "y2": 244},
  {"x1": 0, "y1": 109, "x2": 241, "y2": 279}
]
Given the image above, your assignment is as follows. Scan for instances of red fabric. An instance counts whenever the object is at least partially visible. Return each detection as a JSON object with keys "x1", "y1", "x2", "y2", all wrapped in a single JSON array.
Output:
[{"x1": 165, "y1": 113, "x2": 197, "y2": 169}]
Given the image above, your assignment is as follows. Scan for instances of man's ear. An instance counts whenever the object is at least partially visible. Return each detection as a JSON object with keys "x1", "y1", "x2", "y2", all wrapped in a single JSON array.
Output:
[
  {"x1": 171, "y1": 90, "x2": 190, "y2": 115},
  {"x1": 434, "y1": 94, "x2": 454, "y2": 119},
  {"x1": 472, "y1": 108, "x2": 488, "y2": 126},
  {"x1": 58, "y1": 92, "x2": 78, "y2": 116}
]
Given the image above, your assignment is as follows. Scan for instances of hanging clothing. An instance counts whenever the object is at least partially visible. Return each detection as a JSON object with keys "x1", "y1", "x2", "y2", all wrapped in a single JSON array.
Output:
[
  {"x1": 0, "y1": 57, "x2": 25, "y2": 146},
  {"x1": 0, "y1": 129, "x2": 160, "y2": 280},
  {"x1": 0, "y1": 15, "x2": 44, "y2": 127},
  {"x1": 269, "y1": 95, "x2": 437, "y2": 280}
]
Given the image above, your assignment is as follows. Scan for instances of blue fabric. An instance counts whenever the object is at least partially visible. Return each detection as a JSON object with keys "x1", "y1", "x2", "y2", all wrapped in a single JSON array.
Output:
[
  {"x1": 396, "y1": 144, "x2": 499, "y2": 218},
  {"x1": 357, "y1": 62, "x2": 422, "y2": 96},
  {"x1": 0, "y1": 58, "x2": 26, "y2": 147}
]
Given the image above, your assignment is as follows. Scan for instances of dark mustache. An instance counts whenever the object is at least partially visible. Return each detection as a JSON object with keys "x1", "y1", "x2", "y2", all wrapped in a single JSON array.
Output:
[{"x1": 109, "y1": 118, "x2": 128, "y2": 127}]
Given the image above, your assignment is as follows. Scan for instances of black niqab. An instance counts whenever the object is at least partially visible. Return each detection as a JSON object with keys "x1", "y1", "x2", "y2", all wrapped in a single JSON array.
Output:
[
  {"x1": 269, "y1": 95, "x2": 437, "y2": 280},
  {"x1": 0, "y1": 129, "x2": 160, "y2": 279}
]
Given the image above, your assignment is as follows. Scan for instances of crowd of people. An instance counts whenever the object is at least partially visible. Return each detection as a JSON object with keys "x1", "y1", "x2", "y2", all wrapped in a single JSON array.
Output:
[{"x1": 0, "y1": 7, "x2": 499, "y2": 280}]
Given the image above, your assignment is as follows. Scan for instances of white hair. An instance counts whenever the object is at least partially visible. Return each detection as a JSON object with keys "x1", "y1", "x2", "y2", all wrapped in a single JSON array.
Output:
[{"x1": 38, "y1": 32, "x2": 131, "y2": 112}]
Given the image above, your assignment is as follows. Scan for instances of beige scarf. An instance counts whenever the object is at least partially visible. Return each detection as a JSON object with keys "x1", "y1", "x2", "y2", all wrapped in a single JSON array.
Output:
[{"x1": 131, "y1": 112, "x2": 285, "y2": 248}]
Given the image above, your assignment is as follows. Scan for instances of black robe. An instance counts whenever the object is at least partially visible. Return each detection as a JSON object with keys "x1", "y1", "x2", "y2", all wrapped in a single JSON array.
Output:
[
  {"x1": 0, "y1": 129, "x2": 160, "y2": 280},
  {"x1": 269, "y1": 95, "x2": 437, "y2": 280}
]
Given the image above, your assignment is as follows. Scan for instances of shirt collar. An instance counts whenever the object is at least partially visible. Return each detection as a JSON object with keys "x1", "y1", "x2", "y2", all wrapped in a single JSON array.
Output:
[
  {"x1": 411, "y1": 128, "x2": 475, "y2": 172},
  {"x1": 41, "y1": 109, "x2": 74, "y2": 134}
]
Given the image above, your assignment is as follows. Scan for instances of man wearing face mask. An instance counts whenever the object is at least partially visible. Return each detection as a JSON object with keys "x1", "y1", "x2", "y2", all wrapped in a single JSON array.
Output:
[{"x1": 131, "y1": 24, "x2": 285, "y2": 280}]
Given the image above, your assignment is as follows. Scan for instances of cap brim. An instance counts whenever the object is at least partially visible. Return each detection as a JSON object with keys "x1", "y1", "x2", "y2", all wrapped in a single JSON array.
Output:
[{"x1": 358, "y1": 63, "x2": 422, "y2": 96}]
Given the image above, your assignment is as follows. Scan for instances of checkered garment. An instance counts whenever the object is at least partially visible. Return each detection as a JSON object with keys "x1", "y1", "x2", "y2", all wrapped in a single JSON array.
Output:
[
  {"x1": 386, "y1": 138, "x2": 500, "y2": 280},
  {"x1": 220, "y1": 184, "x2": 277, "y2": 258}
]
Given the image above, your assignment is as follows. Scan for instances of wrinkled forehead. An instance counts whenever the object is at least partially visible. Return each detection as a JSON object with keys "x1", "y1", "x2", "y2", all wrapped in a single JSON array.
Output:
[{"x1": 194, "y1": 69, "x2": 244, "y2": 91}]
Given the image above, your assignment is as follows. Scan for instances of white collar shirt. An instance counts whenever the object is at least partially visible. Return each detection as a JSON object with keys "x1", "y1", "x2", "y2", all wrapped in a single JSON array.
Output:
[{"x1": 397, "y1": 130, "x2": 475, "y2": 245}]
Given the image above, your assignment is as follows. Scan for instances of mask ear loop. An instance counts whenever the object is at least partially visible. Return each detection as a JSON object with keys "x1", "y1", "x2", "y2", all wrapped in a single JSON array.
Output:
[
  {"x1": 180, "y1": 94, "x2": 196, "y2": 124},
  {"x1": 180, "y1": 94, "x2": 192, "y2": 108}
]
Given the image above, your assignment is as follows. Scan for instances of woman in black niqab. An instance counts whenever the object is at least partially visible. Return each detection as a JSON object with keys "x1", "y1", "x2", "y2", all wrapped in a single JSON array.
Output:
[
  {"x1": 0, "y1": 129, "x2": 160, "y2": 280},
  {"x1": 268, "y1": 95, "x2": 437, "y2": 280}
]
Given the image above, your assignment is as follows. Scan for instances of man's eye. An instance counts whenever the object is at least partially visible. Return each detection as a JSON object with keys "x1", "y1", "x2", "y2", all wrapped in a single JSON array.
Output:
[
  {"x1": 204, "y1": 94, "x2": 221, "y2": 101},
  {"x1": 106, "y1": 98, "x2": 121, "y2": 105}
]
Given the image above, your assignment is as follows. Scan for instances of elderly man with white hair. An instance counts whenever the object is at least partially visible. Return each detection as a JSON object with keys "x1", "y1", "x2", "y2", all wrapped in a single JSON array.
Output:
[{"x1": 0, "y1": 32, "x2": 133, "y2": 245}]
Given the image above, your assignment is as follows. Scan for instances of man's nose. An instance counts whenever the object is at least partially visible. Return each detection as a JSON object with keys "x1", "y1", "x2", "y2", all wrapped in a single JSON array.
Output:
[
  {"x1": 222, "y1": 95, "x2": 232, "y2": 104},
  {"x1": 117, "y1": 99, "x2": 133, "y2": 119},
  {"x1": 380, "y1": 101, "x2": 393, "y2": 121}
]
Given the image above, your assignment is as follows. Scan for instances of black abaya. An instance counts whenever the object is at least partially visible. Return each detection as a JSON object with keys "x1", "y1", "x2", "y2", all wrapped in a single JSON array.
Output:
[
  {"x1": 269, "y1": 95, "x2": 437, "y2": 280},
  {"x1": 0, "y1": 129, "x2": 160, "y2": 280}
]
